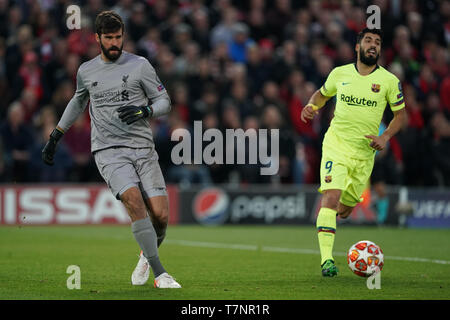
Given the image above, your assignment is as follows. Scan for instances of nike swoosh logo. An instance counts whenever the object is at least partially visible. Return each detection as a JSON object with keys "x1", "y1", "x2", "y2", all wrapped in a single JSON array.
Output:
[
  {"x1": 342, "y1": 82, "x2": 351, "y2": 85},
  {"x1": 135, "y1": 111, "x2": 143, "y2": 115}
]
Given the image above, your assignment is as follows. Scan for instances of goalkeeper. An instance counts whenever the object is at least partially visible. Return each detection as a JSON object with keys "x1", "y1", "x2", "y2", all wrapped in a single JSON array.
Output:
[
  {"x1": 301, "y1": 28, "x2": 406, "y2": 277},
  {"x1": 41, "y1": 11, "x2": 180, "y2": 288}
]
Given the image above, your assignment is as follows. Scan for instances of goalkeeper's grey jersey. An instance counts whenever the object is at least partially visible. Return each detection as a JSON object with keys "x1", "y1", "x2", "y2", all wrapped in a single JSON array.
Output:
[{"x1": 57, "y1": 51, "x2": 170, "y2": 153}]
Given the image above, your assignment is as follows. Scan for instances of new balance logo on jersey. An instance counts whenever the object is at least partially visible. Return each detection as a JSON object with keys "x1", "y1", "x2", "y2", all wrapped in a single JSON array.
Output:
[{"x1": 340, "y1": 94, "x2": 377, "y2": 107}]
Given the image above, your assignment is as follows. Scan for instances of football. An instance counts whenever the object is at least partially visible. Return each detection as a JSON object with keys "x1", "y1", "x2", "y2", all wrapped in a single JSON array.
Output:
[{"x1": 347, "y1": 240, "x2": 384, "y2": 277}]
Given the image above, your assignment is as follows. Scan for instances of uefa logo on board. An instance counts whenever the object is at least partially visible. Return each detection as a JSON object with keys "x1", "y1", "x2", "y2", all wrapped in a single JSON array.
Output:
[{"x1": 193, "y1": 188, "x2": 230, "y2": 226}]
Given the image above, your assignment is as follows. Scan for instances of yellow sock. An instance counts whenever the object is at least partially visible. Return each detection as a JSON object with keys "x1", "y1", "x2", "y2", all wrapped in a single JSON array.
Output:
[{"x1": 316, "y1": 207, "x2": 337, "y2": 265}]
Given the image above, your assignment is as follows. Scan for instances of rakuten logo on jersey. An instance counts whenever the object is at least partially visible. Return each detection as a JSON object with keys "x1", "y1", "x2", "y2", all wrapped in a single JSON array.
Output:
[
  {"x1": 230, "y1": 193, "x2": 306, "y2": 223},
  {"x1": 0, "y1": 187, "x2": 130, "y2": 224},
  {"x1": 340, "y1": 94, "x2": 378, "y2": 107}
]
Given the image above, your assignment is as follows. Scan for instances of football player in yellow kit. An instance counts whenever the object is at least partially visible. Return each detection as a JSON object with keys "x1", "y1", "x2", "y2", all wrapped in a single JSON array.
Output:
[{"x1": 301, "y1": 28, "x2": 407, "y2": 276}]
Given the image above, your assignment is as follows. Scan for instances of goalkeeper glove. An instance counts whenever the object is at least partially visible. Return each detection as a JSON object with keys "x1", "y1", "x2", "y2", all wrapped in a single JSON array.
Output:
[
  {"x1": 42, "y1": 128, "x2": 64, "y2": 166},
  {"x1": 117, "y1": 105, "x2": 153, "y2": 125}
]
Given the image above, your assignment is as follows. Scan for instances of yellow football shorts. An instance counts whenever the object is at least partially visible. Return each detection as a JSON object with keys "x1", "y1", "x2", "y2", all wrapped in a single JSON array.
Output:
[{"x1": 318, "y1": 145, "x2": 375, "y2": 207}]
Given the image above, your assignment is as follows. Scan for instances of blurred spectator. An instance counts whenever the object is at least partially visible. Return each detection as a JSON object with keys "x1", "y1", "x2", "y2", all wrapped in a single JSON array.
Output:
[
  {"x1": 246, "y1": 6, "x2": 269, "y2": 41},
  {"x1": 396, "y1": 110, "x2": 426, "y2": 186},
  {"x1": 112, "y1": 0, "x2": 134, "y2": 25},
  {"x1": 20, "y1": 87, "x2": 40, "y2": 124},
  {"x1": 266, "y1": 0, "x2": 293, "y2": 44},
  {"x1": 170, "y1": 23, "x2": 193, "y2": 56},
  {"x1": 153, "y1": 45, "x2": 178, "y2": 93},
  {"x1": 430, "y1": 112, "x2": 450, "y2": 186},
  {"x1": 393, "y1": 42, "x2": 421, "y2": 81},
  {"x1": 407, "y1": 11, "x2": 424, "y2": 52},
  {"x1": 440, "y1": 76, "x2": 450, "y2": 112},
  {"x1": 66, "y1": 17, "x2": 96, "y2": 59},
  {"x1": 416, "y1": 63, "x2": 439, "y2": 100},
  {"x1": 165, "y1": 114, "x2": 212, "y2": 187},
  {"x1": 258, "y1": 81, "x2": 288, "y2": 122},
  {"x1": 227, "y1": 22, "x2": 254, "y2": 63},
  {"x1": 0, "y1": 37, "x2": 9, "y2": 117},
  {"x1": 171, "y1": 82, "x2": 190, "y2": 123},
  {"x1": 246, "y1": 43, "x2": 272, "y2": 95},
  {"x1": 224, "y1": 79, "x2": 254, "y2": 119},
  {"x1": 0, "y1": 102, "x2": 34, "y2": 182},
  {"x1": 428, "y1": 46, "x2": 449, "y2": 79},
  {"x1": 371, "y1": 122, "x2": 398, "y2": 225},
  {"x1": 189, "y1": 7, "x2": 211, "y2": 53},
  {"x1": 126, "y1": 2, "x2": 149, "y2": 43},
  {"x1": 260, "y1": 104, "x2": 296, "y2": 184},
  {"x1": 52, "y1": 80, "x2": 77, "y2": 118},
  {"x1": 12, "y1": 51, "x2": 44, "y2": 111},
  {"x1": 272, "y1": 40, "x2": 298, "y2": 84},
  {"x1": 148, "y1": 0, "x2": 170, "y2": 27},
  {"x1": 33, "y1": 105, "x2": 57, "y2": 130},
  {"x1": 63, "y1": 115, "x2": 101, "y2": 183},
  {"x1": 192, "y1": 84, "x2": 219, "y2": 122},
  {"x1": 174, "y1": 41, "x2": 200, "y2": 78},
  {"x1": 186, "y1": 56, "x2": 215, "y2": 103},
  {"x1": 335, "y1": 42, "x2": 354, "y2": 66},
  {"x1": 137, "y1": 28, "x2": 161, "y2": 62},
  {"x1": 210, "y1": 6, "x2": 238, "y2": 49},
  {"x1": 0, "y1": 0, "x2": 9, "y2": 39}
]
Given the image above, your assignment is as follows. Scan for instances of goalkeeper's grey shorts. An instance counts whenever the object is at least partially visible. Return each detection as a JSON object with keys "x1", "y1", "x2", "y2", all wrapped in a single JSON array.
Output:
[{"x1": 94, "y1": 146, "x2": 167, "y2": 200}]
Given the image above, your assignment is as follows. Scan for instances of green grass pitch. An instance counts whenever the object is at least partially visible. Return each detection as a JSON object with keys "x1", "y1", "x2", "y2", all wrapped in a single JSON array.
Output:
[{"x1": 0, "y1": 225, "x2": 449, "y2": 300}]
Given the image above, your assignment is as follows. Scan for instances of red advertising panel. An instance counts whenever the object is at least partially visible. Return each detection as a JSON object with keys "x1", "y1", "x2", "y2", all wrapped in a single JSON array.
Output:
[{"x1": 0, "y1": 184, "x2": 179, "y2": 225}]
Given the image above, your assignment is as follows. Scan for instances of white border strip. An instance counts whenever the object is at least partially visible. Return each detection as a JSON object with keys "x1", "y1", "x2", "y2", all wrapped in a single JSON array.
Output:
[{"x1": 165, "y1": 239, "x2": 450, "y2": 265}]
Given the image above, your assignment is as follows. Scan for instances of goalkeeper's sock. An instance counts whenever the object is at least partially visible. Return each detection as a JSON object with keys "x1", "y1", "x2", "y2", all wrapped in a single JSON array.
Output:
[
  {"x1": 316, "y1": 207, "x2": 337, "y2": 266},
  {"x1": 131, "y1": 217, "x2": 166, "y2": 277},
  {"x1": 148, "y1": 217, "x2": 166, "y2": 247},
  {"x1": 155, "y1": 225, "x2": 166, "y2": 248}
]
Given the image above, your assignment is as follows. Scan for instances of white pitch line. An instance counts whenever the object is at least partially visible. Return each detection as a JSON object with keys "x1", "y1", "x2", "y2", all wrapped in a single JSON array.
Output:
[
  {"x1": 166, "y1": 239, "x2": 258, "y2": 251},
  {"x1": 165, "y1": 239, "x2": 450, "y2": 265}
]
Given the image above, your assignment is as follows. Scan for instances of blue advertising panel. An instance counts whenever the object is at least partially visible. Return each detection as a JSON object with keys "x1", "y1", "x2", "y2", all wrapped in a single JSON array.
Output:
[{"x1": 407, "y1": 190, "x2": 450, "y2": 228}]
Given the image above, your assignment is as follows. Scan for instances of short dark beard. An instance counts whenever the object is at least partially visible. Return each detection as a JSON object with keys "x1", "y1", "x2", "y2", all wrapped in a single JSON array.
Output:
[
  {"x1": 359, "y1": 47, "x2": 379, "y2": 66},
  {"x1": 100, "y1": 40, "x2": 123, "y2": 62}
]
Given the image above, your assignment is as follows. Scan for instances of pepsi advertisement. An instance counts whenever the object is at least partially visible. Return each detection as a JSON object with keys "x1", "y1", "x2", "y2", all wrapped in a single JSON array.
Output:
[
  {"x1": 179, "y1": 185, "x2": 388, "y2": 226},
  {"x1": 188, "y1": 186, "x2": 309, "y2": 225},
  {"x1": 180, "y1": 186, "x2": 308, "y2": 225}
]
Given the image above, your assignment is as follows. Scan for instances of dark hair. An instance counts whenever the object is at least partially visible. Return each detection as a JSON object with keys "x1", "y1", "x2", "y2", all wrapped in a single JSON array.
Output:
[
  {"x1": 95, "y1": 11, "x2": 124, "y2": 36},
  {"x1": 357, "y1": 27, "x2": 383, "y2": 44}
]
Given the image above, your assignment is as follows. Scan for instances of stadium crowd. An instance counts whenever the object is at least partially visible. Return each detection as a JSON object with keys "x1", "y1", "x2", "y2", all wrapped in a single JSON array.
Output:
[{"x1": 0, "y1": 0, "x2": 449, "y2": 188}]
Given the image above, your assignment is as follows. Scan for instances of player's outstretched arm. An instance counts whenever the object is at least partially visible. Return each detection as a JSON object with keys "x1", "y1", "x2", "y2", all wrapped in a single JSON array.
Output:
[
  {"x1": 365, "y1": 108, "x2": 407, "y2": 151},
  {"x1": 301, "y1": 90, "x2": 331, "y2": 123},
  {"x1": 42, "y1": 69, "x2": 89, "y2": 166}
]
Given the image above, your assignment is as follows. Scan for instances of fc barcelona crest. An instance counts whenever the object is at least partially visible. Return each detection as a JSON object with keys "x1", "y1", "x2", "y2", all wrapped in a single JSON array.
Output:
[
  {"x1": 371, "y1": 83, "x2": 380, "y2": 93},
  {"x1": 325, "y1": 175, "x2": 332, "y2": 183}
]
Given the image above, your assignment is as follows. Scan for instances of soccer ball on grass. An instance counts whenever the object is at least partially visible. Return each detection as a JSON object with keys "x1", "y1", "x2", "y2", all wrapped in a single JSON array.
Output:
[{"x1": 347, "y1": 240, "x2": 384, "y2": 277}]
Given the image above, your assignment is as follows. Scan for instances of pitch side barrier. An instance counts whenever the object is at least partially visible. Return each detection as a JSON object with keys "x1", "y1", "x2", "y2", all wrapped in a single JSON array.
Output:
[{"x1": 0, "y1": 184, "x2": 448, "y2": 227}]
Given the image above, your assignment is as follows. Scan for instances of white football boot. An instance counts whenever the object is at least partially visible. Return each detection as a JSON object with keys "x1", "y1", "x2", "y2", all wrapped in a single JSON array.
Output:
[
  {"x1": 154, "y1": 273, "x2": 182, "y2": 288},
  {"x1": 131, "y1": 251, "x2": 150, "y2": 285}
]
